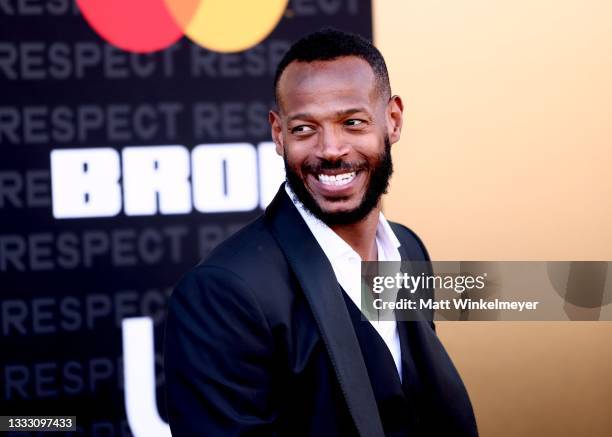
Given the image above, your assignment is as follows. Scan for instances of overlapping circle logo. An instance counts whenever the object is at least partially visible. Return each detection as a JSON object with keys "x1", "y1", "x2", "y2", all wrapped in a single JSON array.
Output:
[{"x1": 77, "y1": 0, "x2": 289, "y2": 53}]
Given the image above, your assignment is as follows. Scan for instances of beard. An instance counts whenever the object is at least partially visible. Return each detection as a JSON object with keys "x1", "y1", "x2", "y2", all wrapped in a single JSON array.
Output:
[{"x1": 284, "y1": 136, "x2": 393, "y2": 226}]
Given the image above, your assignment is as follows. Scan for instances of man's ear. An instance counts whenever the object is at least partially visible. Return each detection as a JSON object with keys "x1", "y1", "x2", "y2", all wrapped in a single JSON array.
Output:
[
  {"x1": 386, "y1": 95, "x2": 404, "y2": 145},
  {"x1": 269, "y1": 110, "x2": 284, "y2": 156}
]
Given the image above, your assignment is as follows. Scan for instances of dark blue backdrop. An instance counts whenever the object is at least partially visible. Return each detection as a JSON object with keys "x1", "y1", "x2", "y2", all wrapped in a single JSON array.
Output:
[{"x1": 0, "y1": 1, "x2": 372, "y2": 435}]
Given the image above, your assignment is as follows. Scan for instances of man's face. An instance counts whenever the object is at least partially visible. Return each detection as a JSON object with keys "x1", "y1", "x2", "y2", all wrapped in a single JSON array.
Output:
[{"x1": 270, "y1": 56, "x2": 403, "y2": 225}]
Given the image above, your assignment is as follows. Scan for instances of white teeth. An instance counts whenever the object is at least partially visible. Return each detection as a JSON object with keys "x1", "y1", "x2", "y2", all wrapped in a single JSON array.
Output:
[{"x1": 317, "y1": 171, "x2": 356, "y2": 186}]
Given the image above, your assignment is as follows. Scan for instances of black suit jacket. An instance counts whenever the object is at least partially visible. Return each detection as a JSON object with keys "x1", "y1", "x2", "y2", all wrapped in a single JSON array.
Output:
[{"x1": 165, "y1": 185, "x2": 477, "y2": 436}]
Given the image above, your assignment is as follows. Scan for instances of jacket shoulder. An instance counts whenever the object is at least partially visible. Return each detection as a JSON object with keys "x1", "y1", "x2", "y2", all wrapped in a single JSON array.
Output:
[
  {"x1": 186, "y1": 215, "x2": 291, "y2": 295},
  {"x1": 199, "y1": 215, "x2": 281, "y2": 268},
  {"x1": 388, "y1": 221, "x2": 430, "y2": 261}
]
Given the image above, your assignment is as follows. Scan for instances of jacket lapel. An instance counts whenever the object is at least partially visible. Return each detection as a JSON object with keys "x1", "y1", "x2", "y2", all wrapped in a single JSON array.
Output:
[{"x1": 265, "y1": 185, "x2": 384, "y2": 437}]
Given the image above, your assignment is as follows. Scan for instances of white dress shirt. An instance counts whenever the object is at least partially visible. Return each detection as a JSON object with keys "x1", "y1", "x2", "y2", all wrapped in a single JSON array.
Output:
[{"x1": 285, "y1": 183, "x2": 403, "y2": 380}]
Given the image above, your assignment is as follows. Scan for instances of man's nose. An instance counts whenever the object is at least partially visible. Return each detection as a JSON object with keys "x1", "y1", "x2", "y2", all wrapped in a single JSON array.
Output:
[{"x1": 317, "y1": 127, "x2": 349, "y2": 161}]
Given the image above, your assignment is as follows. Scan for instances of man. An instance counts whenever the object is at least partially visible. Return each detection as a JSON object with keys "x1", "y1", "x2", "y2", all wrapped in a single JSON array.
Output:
[{"x1": 165, "y1": 29, "x2": 478, "y2": 436}]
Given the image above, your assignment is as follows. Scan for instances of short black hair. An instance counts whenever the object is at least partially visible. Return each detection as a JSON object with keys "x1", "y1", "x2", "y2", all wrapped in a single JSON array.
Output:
[{"x1": 274, "y1": 28, "x2": 391, "y2": 105}]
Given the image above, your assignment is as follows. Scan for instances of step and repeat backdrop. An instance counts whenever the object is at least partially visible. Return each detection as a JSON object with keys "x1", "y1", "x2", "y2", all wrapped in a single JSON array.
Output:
[{"x1": 1, "y1": 1, "x2": 372, "y2": 434}]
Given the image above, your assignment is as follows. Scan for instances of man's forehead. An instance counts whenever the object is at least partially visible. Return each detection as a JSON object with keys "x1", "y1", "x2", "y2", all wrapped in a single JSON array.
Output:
[{"x1": 276, "y1": 56, "x2": 378, "y2": 112}]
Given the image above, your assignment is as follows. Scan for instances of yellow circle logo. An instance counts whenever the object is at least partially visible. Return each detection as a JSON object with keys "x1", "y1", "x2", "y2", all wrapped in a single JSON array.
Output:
[{"x1": 77, "y1": 0, "x2": 289, "y2": 53}]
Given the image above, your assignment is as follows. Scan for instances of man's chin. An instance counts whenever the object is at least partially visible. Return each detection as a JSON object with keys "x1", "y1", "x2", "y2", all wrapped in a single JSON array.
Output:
[
  {"x1": 306, "y1": 201, "x2": 373, "y2": 226},
  {"x1": 315, "y1": 201, "x2": 361, "y2": 216},
  {"x1": 289, "y1": 181, "x2": 367, "y2": 225}
]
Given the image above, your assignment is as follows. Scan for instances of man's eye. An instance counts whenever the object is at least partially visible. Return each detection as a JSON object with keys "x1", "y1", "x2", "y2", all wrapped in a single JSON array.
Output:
[
  {"x1": 291, "y1": 125, "x2": 315, "y2": 134},
  {"x1": 345, "y1": 119, "x2": 364, "y2": 127}
]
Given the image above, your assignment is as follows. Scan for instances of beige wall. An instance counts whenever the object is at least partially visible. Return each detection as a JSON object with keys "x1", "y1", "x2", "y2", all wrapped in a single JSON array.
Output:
[{"x1": 374, "y1": 1, "x2": 612, "y2": 436}]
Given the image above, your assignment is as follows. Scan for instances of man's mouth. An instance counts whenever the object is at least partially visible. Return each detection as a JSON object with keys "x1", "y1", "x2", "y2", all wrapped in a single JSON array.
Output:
[
  {"x1": 306, "y1": 169, "x2": 365, "y2": 199},
  {"x1": 316, "y1": 171, "x2": 357, "y2": 187}
]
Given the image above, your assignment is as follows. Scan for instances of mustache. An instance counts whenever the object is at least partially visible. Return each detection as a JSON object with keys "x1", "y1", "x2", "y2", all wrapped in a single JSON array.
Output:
[{"x1": 302, "y1": 159, "x2": 367, "y2": 174}]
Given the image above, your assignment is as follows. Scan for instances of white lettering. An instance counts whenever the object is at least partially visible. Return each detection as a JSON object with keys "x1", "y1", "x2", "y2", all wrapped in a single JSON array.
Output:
[
  {"x1": 192, "y1": 143, "x2": 258, "y2": 213},
  {"x1": 50, "y1": 143, "x2": 285, "y2": 218},
  {"x1": 122, "y1": 146, "x2": 191, "y2": 216},
  {"x1": 122, "y1": 317, "x2": 171, "y2": 437},
  {"x1": 257, "y1": 141, "x2": 285, "y2": 209},
  {"x1": 50, "y1": 148, "x2": 121, "y2": 218}
]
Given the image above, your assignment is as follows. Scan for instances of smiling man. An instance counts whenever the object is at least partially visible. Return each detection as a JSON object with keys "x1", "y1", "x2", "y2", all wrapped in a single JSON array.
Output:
[{"x1": 165, "y1": 29, "x2": 478, "y2": 437}]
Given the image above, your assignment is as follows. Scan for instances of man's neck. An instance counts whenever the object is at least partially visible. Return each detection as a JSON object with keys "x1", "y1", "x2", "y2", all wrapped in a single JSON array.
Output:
[{"x1": 330, "y1": 206, "x2": 381, "y2": 261}]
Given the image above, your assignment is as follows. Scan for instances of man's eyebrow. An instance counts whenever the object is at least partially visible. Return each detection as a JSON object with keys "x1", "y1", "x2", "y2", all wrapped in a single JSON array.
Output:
[
  {"x1": 287, "y1": 112, "x2": 313, "y2": 123},
  {"x1": 286, "y1": 108, "x2": 370, "y2": 123},
  {"x1": 335, "y1": 107, "x2": 370, "y2": 118}
]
